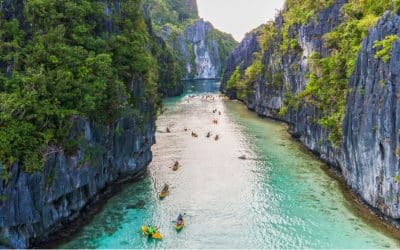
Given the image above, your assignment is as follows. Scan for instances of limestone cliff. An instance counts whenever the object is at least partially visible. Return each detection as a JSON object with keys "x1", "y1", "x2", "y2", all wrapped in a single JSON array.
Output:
[
  {"x1": 343, "y1": 12, "x2": 400, "y2": 219},
  {"x1": 0, "y1": 0, "x2": 159, "y2": 248},
  {"x1": 0, "y1": 115, "x2": 155, "y2": 248},
  {"x1": 145, "y1": 0, "x2": 237, "y2": 80},
  {"x1": 222, "y1": 1, "x2": 400, "y2": 222}
]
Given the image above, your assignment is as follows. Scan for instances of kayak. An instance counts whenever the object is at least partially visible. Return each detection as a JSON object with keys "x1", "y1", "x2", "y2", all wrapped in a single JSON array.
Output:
[
  {"x1": 159, "y1": 190, "x2": 169, "y2": 199},
  {"x1": 141, "y1": 225, "x2": 162, "y2": 240},
  {"x1": 175, "y1": 219, "x2": 184, "y2": 231}
]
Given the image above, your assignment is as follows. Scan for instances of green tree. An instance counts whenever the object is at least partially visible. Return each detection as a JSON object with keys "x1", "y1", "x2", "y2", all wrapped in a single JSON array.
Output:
[{"x1": 0, "y1": 0, "x2": 161, "y2": 174}]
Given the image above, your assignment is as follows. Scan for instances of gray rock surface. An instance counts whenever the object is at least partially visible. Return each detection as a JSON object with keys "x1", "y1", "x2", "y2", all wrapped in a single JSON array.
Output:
[
  {"x1": 343, "y1": 12, "x2": 400, "y2": 219},
  {"x1": 184, "y1": 20, "x2": 221, "y2": 79},
  {"x1": 0, "y1": 116, "x2": 155, "y2": 248},
  {"x1": 222, "y1": 1, "x2": 400, "y2": 221},
  {"x1": 221, "y1": 27, "x2": 261, "y2": 97},
  {"x1": 0, "y1": 0, "x2": 157, "y2": 248},
  {"x1": 162, "y1": 19, "x2": 223, "y2": 80},
  {"x1": 223, "y1": 0, "x2": 346, "y2": 167},
  {"x1": 144, "y1": 0, "x2": 237, "y2": 81}
]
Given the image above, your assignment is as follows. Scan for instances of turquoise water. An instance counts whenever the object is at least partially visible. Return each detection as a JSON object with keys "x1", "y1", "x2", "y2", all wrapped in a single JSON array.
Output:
[{"x1": 60, "y1": 80, "x2": 399, "y2": 249}]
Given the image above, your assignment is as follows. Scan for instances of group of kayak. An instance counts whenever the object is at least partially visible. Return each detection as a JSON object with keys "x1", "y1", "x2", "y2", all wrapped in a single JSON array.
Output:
[
  {"x1": 141, "y1": 105, "x2": 222, "y2": 240},
  {"x1": 140, "y1": 161, "x2": 184, "y2": 240}
]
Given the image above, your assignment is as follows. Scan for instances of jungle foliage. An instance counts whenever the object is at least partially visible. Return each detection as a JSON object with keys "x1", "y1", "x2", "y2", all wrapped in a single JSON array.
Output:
[
  {"x1": 226, "y1": 0, "x2": 392, "y2": 146},
  {"x1": 0, "y1": 0, "x2": 163, "y2": 174}
]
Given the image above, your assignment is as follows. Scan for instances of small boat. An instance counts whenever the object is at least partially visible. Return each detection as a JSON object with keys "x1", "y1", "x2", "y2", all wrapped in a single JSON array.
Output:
[
  {"x1": 159, "y1": 184, "x2": 169, "y2": 199},
  {"x1": 172, "y1": 161, "x2": 180, "y2": 171},
  {"x1": 159, "y1": 190, "x2": 169, "y2": 199},
  {"x1": 214, "y1": 135, "x2": 219, "y2": 141},
  {"x1": 175, "y1": 219, "x2": 184, "y2": 231},
  {"x1": 238, "y1": 155, "x2": 247, "y2": 160},
  {"x1": 141, "y1": 225, "x2": 163, "y2": 240}
]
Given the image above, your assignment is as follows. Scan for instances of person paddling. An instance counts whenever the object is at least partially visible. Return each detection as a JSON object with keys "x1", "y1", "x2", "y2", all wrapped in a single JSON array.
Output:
[
  {"x1": 147, "y1": 225, "x2": 154, "y2": 238},
  {"x1": 162, "y1": 183, "x2": 169, "y2": 193},
  {"x1": 177, "y1": 214, "x2": 183, "y2": 225}
]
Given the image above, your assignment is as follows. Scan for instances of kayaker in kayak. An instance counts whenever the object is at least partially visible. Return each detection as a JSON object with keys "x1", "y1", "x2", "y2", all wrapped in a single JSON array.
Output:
[
  {"x1": 172, "y1": 161, "x2": 179, "y2": 171},
  {"x1": 147, "y1": 225, "x2": 154, "y2": 238},
  {"x1": 177, "y1": 214, "x2": 183, "y2": 225},
  {"x1": 162, "y1": 184, "x2": 169, "y2": 193}
]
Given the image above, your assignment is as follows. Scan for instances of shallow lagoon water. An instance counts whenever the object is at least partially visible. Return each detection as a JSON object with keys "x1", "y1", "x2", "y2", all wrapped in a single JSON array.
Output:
[{"x1": 60, "y1": 80, "x2": 399, "y2": 248}]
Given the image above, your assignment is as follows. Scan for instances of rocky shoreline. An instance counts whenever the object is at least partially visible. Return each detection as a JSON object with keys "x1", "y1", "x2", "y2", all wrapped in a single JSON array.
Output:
[
  {"x1": 222, "y1": 1, "x2": 400, "y2": 223},
  {"x1": 0, "y1": 116, "x2": 155, "y2": 249},
  {"x1": 35, "y1": 168, "x2": 148, "y2": 249}
]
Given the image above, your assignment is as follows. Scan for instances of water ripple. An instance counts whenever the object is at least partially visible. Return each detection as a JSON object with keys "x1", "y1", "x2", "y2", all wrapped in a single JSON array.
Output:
[{"x1": 60, "y1": 80, "x2": 399, "y2": 249}]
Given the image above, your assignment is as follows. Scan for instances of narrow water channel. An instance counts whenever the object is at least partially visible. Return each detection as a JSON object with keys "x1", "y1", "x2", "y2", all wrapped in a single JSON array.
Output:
[{"x1": 60, "y1": 80, "x2": 399, "y2": 249}]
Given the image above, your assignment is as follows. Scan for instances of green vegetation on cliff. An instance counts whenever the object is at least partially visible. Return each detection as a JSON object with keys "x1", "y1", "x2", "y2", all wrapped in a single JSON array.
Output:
[
  {"x1": 226, "y1": 52, "x2": 264, "y2": 101},
  {"x1": 300, "y1": 0, "x2": 391, "y2": 145},
  {"x1": 226, "y1": 0, "x2": 391, "y2": 146},
  {"x1": 145, "y1": 0, "x2": 237, "y2": 79},
  {"x1": 281, "y1": 0, "x2": 333, "y2": 52},
  {"x1": 0, "y1": 0, "x2": 165, "y2": 175},
  {"x1": 226, "y1": 24, "x2": 274, "y2": 101},
  {"x1": 213, "y1": 29, "x2": 239, "y2": 71},
  {"x1": 145, "y1": 0, "x2": 198, "y2": 28},
  {"x1": 373, "y1": 34, "x2": 398, "y2": 63}
]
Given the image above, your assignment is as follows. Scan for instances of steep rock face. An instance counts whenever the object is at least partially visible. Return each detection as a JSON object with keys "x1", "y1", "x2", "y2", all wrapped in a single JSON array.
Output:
[
  {"x1": 223, "y1": 0, "x2": 346, "y2": 166},
  {"x1": 0, "y1": 0, "x2": 159, "y2": 248},
  {"x1": 160, "y1": 25, "x2": 194, "y2": 78},
  {"x1": 343, "y1": 13, "x2": 400, "y2": 218},
  {"x1": 145, "y1": 0, "x2": 237, "y2": 80},
  {"x1": 144, "y1": 8, "x2": 184, "y2": 97},
  {"x1": 183, "y1": 20, "x2": 221, "y2": 79},
  {"x1": 221, "y1": 28, "x2": 261, "y2": 95},
  {"x1": 161, "y1": 19, "x2": 235, "y2": 80},
  {"x1": 0, "y1": 116, "x2": 155, "y2": 248},
  {"x1": 222, "y1": 1, "x2": 400, "y2": 220},
  {"x1": 276, "y1": 0, "x2": 345, "y2": 168}
]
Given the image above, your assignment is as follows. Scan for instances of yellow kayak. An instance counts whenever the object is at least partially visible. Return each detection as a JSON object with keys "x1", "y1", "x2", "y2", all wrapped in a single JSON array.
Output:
[
  {"x1": 141, "y1": 225, "x2": 162, "y2": 240},
  {"x1": 175, "y1": 219, "x2": 184, "y2": 231},
  {"x1": 159, "y1": 190, "x2": 169, "y2": 199}
]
